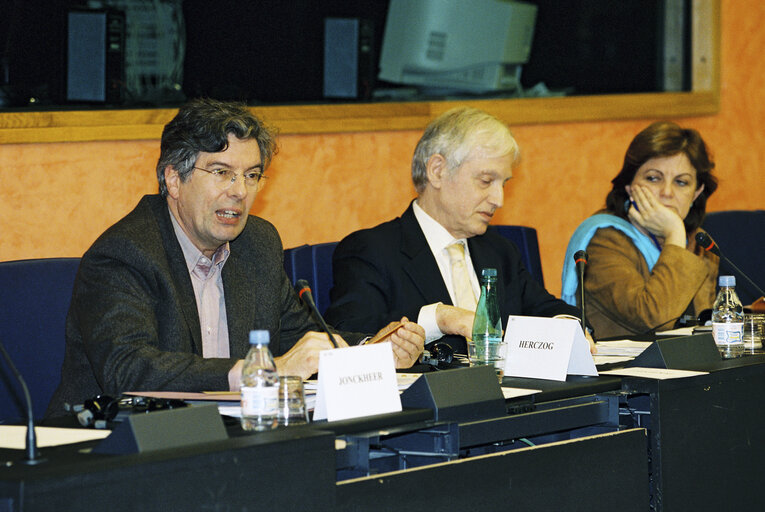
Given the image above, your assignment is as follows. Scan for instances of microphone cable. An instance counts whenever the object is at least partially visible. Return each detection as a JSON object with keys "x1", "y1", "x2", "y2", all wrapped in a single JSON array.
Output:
[
  {"x1": 695, "y1": 231, "x2": 765, "y2": 298},
  {"x1": 295, "y1": 279, "x2": 340, "y2": 348}
]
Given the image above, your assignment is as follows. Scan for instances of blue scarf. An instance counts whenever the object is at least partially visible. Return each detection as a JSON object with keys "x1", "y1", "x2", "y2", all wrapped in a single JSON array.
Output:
[{"x1": 561, "y1": 214, "x2": 661, "y2": 305}]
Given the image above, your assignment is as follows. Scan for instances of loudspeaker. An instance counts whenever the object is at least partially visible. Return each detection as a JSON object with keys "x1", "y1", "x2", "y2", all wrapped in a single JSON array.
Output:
[
  {"x1": 92, "y1": 403, "x2": 227, "y2": 455},
  {"x1": 67, "y1": 8, "x2": 125, "y2": 103},
  {"x1": 626, "y1": 333, "x2": 721, "y2": 370},
  {"x1": 323, "y1": 17, "x2": 375, "y2": 99},
  {"x1": 400, "y1": 365, "x2": 506, "y2": 422}
]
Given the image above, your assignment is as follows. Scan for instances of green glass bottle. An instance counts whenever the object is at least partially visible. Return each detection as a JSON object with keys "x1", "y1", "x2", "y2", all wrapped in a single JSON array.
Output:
[{"x1": 470, "y1": 268, "x2": 504, "y2": 381}]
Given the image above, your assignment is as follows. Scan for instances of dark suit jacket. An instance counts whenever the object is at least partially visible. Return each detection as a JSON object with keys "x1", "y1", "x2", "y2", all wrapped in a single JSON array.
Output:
[
  {"x1": 324, "y1": 202, "x2": 582, "y2": 353},
  {"x1": 47, "y1": 194, "x2": 363, "y2": 417}
]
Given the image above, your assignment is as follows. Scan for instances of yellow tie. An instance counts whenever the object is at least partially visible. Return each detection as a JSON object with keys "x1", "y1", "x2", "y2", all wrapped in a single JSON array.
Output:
[{"x1": 446, "y1": 242, "x2": 477, "y2": 311}]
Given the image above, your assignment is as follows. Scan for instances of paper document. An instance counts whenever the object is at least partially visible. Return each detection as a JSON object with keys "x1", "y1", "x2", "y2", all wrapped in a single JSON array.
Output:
[
  {"x1": 124, "y1": 390, "x2": 240, "y2": 401},
  {"x1": 501, "y1": 387, "x2": 542, "y2": 399},
  {"x1": 0, "y1": 426, "x2": 112, "y2": 449},
  {"x1": 218, "y1": 405, "x2": 243, "y2": 418},
  {"x1": 600, "y1": 367, "x2": 708, "y2": 380},
  {"x1": 593, "y1": 355, "x2": 635, "y2": 366},
  {"x1": 656, "y1": 327, "x2": 696, "y2": 337},
  {"x1": 594, "y1": 340, "x2": 652, "y2": 357}
]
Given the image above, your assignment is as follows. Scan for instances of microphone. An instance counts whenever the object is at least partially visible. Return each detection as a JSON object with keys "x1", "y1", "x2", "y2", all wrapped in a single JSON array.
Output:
[
  {"x1": 694, "y1": 231, "x2": 720, "y2": 257},
  {"x1": 573, "y1": 250, "x2": 588, "y2": 332},
  {"x1": 0, "y1": 339, "x2": 45, "y2": 465},
  {"x1": 295, "y1": 279, "x2": 339, "y2": 348},
  {"x1": 695, "y1": 232, "x2": 765, "y2": 298}
]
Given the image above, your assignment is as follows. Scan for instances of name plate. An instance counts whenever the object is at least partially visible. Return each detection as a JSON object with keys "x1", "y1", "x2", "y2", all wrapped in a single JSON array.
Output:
[
  {"x1": 313, "y1": 342, "x2": 401, "y2": 421},
  {"x1": 504, "y1": 316, "x2": 597, "y2": 381}
]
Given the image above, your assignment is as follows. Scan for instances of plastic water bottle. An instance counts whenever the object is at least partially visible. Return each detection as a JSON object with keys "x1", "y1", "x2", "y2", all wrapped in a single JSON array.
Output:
[
  {"x1": 712, "y1": 275, "x2": 744, "y2": 359},
  {"x1": 240, "y1": 330, "x2": 278, "y2": 431},
  {"x1": 471, "y1": 268, "x2": 504, "y2": 381}
]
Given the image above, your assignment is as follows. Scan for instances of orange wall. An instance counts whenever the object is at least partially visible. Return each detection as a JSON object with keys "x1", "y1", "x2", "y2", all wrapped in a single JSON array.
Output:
[{"x1": 1, "y1": 1, "x2": 763, "y2": 296}]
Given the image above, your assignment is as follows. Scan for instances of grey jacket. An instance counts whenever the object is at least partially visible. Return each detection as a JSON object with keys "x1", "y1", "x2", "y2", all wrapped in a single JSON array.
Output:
[{"x1": 47, "y1": 194, "x2": 362, "y2": 416}]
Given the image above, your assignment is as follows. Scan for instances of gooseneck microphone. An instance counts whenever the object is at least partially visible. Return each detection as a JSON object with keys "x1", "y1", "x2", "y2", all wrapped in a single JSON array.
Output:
[
  {"x1": 573, "y1": 250, "x2": 589, "y2": 332},
  {"x1": 0, "y1": 339, "x2": 45, "y2": 465},
  {"x1": 295, "y1": 279, "x2": 339, "y2": 348},
  {"x1": 695, "y1": 232, "x2": 765, "y2": 298}
]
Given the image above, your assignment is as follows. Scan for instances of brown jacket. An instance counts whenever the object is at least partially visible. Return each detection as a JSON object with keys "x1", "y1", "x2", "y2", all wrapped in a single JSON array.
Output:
[{"x1": 584, "y1": 227, "x2": 719, "y2": 339}]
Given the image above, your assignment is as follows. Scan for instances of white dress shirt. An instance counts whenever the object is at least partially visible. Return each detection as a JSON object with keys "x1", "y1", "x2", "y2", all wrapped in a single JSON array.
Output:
[{"x1": 412, "y1": 200, "x2": 480, "y2": 343}]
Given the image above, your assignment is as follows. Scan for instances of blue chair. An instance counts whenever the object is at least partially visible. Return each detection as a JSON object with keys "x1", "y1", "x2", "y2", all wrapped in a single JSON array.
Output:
[
  {"x1": 0, "y1": 258, "x2": 80, "y2": 423},
  {"x1": 310, "y1": 242, "x2": 339, "y2": 315},
  {"x1": 283, "y1": 243, "x2": 337, "y2": 315},
  {"x1": 283, "y1": 244, "x2": 312, "y2": 286},
  {"x1": 492, "y1": 225, "x2": 545, "y2": 287},
  {"x1": 702, "y1": 210, "x2": 765, "y2": 305}
]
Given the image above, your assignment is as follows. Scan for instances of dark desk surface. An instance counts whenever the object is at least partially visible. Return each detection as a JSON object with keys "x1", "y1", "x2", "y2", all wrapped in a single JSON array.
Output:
[
  {"x1": 0, "y1": 426, "x2": 338, "y2": 511},
  {"x1": 4, "y1": 353, "x2": 764, "y2": 512},
  {"x1": 502, "y1": 374, "x2": 622, "y2": 402}
]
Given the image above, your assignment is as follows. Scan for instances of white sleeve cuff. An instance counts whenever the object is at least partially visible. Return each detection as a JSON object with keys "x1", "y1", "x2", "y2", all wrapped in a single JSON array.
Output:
[{"x1": 418, "y1": 302, "x2": 446, "y2": 344}]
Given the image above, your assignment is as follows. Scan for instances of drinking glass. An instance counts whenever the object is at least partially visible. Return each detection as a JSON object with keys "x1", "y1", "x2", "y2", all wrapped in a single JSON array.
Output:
[
  {"x1": 277, "y1": 376, "x2": 308, "y2": 426},
  {"x1": 743, "y1": 313, "x2": 764, "y2": 353},
  {"x1": 466, "y1": 340, "x2": 507, "y2": 383}
]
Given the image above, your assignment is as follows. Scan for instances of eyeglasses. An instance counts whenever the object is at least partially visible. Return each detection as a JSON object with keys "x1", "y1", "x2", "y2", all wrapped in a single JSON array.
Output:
[{"x1": 193, "y1": 166, "x2": 268, "y2": 190}]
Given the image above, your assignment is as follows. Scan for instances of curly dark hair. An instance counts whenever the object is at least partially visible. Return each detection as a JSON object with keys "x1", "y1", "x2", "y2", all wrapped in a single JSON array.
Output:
[{"x1": 156, "y1": 98, "x2": 278, "y2": 197}]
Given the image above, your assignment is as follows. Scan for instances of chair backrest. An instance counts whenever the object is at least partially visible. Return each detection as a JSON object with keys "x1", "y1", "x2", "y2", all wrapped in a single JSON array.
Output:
[
  {"x1": 283, "y1": 242, "x2": 338, "y2": 315},
  {"x1": 310, "y1": 242, "x2": 339, "y2": 315},
  {"x1": 701, "y1": 210, "x2": 765, "y2": 305},
  {"x1": 492, "y1": 225, "x2": 545, "y2": 287},
  {"x1": 283, "y1": 244, "x2": 312, "y2": 286},
  {"x1": 0, "y1": 258, "x2": 80, "y2": 422}
]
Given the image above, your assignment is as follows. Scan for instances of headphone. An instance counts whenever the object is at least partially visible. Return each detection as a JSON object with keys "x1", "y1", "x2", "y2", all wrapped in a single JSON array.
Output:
[
  {"x1": 75, "y1": 395, "x2": 121, "y2": 428},
  {"x1": 421, "y1": 341, "x2": 454, "y2": 369},
  {"x1": 74, "y1": 395, "x2": 189, "y2": 428}
]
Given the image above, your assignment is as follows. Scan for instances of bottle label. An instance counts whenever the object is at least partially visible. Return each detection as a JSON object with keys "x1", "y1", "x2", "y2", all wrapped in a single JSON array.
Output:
[
  {"x1": 241, "y1": 386, "x2": 278, "y2": 416},
  {"x1": 712, "y1": 322, "x2": 744, "y2": 345}
]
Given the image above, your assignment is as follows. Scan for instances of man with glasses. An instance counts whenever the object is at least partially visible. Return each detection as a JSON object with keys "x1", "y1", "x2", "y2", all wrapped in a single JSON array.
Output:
[{"x1": 47, "y1": 99, "x2": 424, "y2": 416}]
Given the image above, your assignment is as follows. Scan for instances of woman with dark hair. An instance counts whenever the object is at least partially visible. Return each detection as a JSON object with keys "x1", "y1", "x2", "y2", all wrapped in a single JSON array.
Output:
[{"x1": 561, "y1": 121, "x2": 719, "y2": 338}]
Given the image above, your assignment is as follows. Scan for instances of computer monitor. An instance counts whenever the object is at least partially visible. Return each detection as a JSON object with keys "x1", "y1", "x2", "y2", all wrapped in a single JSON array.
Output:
[{"x1": 378, "y1": 0, "x2": 537, "y2": 95}]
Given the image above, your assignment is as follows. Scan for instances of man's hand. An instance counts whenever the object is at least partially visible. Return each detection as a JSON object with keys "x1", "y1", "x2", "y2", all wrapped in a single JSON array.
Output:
[
  {"x1": 585, "y1": 329, "x2": 597, "y2": 354},
  {"x1": 380, "y1": 317, "x2": 425, "y2": 368},
  {"x1": 274, "y1": 331, "x2": 349, "y2": 379},
  {"x1": 435, "y1": 304, "x2": 475, "y2": 339}
]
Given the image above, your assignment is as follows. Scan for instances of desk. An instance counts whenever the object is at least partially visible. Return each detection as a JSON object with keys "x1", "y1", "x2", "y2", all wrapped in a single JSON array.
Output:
[
  {"x1": 337, "y1": 429, "x2": 647, "y2": 511},
  {"x1": 3, "y1": 358, "x2": 764, "y2": 511},
  {"x1": 620, "y1": 354, "x2": 765, "y2": 511},
  {"x1": 1, "y1": 374, "x2": 646, "y2": 511},
  {"x1": 0, "y1": 428, "x2": 337, "y2": 511}
]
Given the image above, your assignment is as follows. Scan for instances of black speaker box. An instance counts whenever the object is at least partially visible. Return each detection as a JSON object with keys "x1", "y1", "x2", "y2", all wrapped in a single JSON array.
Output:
[
  {"x1": 626, "y1": 333, "x2": 721, "y2": 370},
  {"x1": 323, "y1": 17, "x2": 375, "y2": 99},
  {"x1": 400, "y1": 365, "x2": 506, "y2": 422},
  {"x1": 67, "y1": 8, "x2": 125, "y2": 103},
  {"x1": 92, "y1": 403, "x2": 227, "y2": 455}
]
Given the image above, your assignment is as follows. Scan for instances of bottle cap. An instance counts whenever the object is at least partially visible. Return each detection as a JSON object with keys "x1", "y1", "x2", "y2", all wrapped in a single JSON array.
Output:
[
  {"x1": 481, "y1": 268, "x2": 497, "y2": 278},
  {"x1": 249, "y1": 330, "x2": 270, "y2": 345},
  {"x1": 718, "y1": 275, "x2": 736, "y2": 287}
]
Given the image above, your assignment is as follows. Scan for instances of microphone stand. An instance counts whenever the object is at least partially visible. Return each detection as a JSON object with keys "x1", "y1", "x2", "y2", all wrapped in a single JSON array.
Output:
[
  {"x1": 718, "y1": 255, "x2": 765, "y2": 299},
  {"x1": 295, "y1": 280, "x2": 339, "y2": 348},
  {"x1": 0, "y1": 340, "x2": 46, "y2": 464},
  {"x1": 696, "y1": 233, "x2": 765, "y2": 298},
  {"x1": 574, "y1": 250, "x2": 588, "y2": 333}
]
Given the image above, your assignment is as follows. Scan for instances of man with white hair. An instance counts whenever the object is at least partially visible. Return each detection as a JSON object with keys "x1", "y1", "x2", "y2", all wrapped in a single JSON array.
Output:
[{"x1": 325, "y1": 107, "x2": 589, "y2": 354}]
